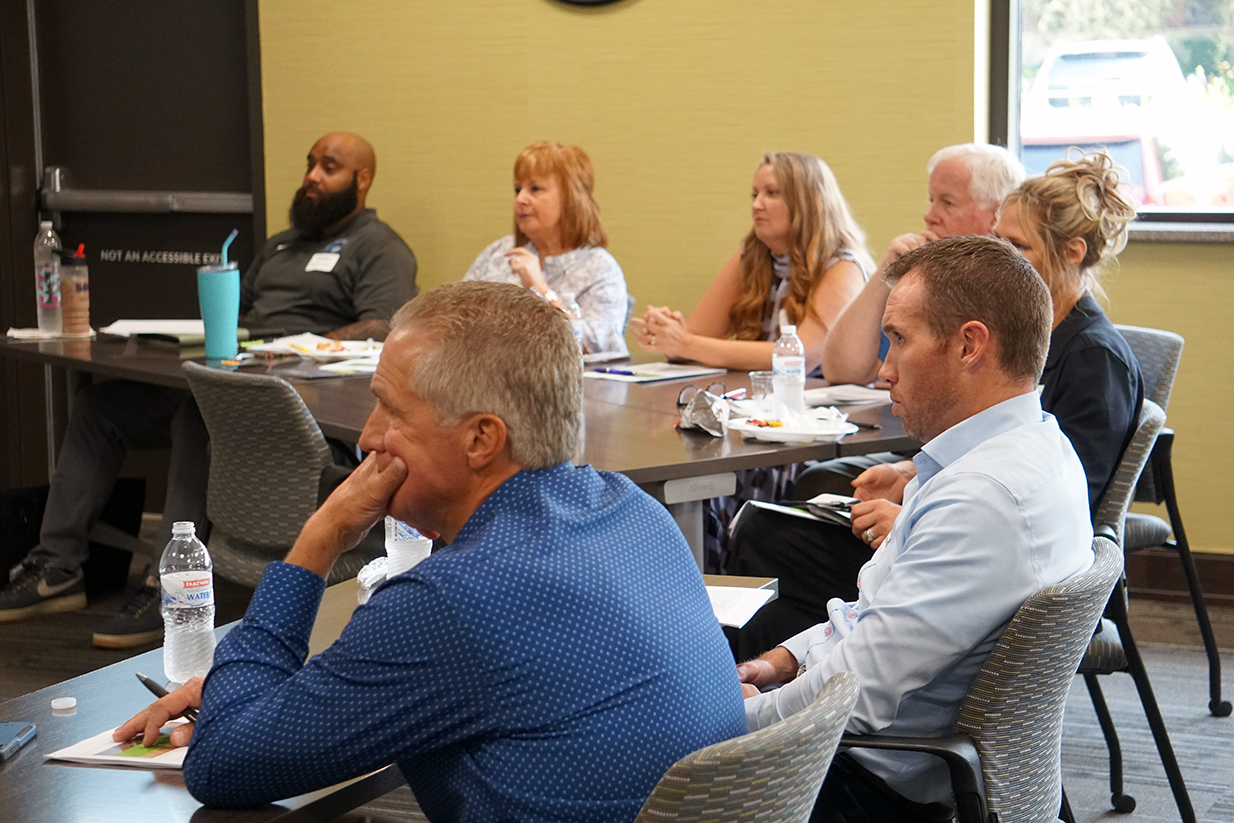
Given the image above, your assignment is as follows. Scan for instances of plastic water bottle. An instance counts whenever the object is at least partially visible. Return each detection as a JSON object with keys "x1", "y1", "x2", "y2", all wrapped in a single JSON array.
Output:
[
  {"x1": 358, "y1": 517, "x2": 433, "y2": 605},
  {"x1": 384, "y1": 516, "x2": 432, "y2": 577},
  {"x1": 33, "y1": 221, "x2": 62, "y2": 334},
  {"x1": 772, "y1": 323, "x2": 806, "y2": 422},
  {"x1": 560, "y1": 292, "x2": 586, "y2": 353},
  {"x1": 160, "y1": 521, "x2": 216, "y2": 684}
]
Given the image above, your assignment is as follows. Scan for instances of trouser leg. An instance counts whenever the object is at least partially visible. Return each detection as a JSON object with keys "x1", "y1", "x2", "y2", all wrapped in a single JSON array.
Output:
[
  {"x1": 147, "y1": 394, "x2": 211, "y2": 579},
  {"x1": 792, "y1": 453, "x2": 905, "y2": 500},
  {"x1": 31, "y1": 381, "x2": 186, "y2": 572},
  {"x1": 810, "y1": 754, "x2": 955, "y2": 823},
  {"x1": 727, "y1": 503, "x2": 872, "y2": 660}
]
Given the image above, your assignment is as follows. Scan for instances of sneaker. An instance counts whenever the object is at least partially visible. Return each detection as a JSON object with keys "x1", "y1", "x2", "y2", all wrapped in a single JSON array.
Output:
[
  {"x1": 0, "y1": 561, "x2": 86, "y2": 622},
  {"x1": 92, "y1": 580, "x2": 163, "y2": 649}
]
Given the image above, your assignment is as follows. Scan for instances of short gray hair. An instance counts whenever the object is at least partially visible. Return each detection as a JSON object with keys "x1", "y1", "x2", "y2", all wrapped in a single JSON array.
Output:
[
  {"x1": 883, "y1": 235, "x2": 1051, "y2": 383},
  {"x1": 391, "y1": 281, "x2": 582, "y2": 469},
  {"x1": 928, "y1": 143, "x2": 1026, "y2": 207}
]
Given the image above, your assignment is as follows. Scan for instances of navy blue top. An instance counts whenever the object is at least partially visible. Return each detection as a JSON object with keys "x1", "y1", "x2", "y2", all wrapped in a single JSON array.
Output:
[
  {"x1": 185, "y1": 463, "x2": 746, "y2": 821},
  {"x1": 1039, "y1": 293, "x2": 1143, "y2": 509}
]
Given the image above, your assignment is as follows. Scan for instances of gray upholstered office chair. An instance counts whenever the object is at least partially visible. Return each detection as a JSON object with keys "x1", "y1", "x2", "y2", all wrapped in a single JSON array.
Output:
[
  {"x1": 1114, "y1": 324, "x2": 1227, "y2": 717},
  {"x1": 183, "y1": 361, "x2": 381, "y2": 587},
  {"x1": 1079, "y1": 397, "x2": 1196, "y2": 820},
  {"x1": 633, "y1": 670, "x2": 858, "y2": 823},
  {"x1": 841, "y1": 534, "x2": 1122, "y2": 823}
]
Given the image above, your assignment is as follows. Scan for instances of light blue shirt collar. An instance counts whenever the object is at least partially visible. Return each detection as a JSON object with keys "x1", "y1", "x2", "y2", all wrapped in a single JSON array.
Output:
[{"x1": 912, "y1": 391, "x2": 1045, "y2": 487}]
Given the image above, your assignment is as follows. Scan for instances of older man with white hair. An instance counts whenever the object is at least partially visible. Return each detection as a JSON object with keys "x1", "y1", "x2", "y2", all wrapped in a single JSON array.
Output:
[{"x1": 822, "y1": 143, "x2": 1025, "y2": 384}]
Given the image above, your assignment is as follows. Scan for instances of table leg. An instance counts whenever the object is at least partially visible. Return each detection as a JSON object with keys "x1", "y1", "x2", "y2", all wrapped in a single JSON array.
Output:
[
  {"x1": 43, "y1": 364, "x2": 56, "y2": 475},
  {"x1": 640, "y1": 472, "x2": 737, "y2": 571}
]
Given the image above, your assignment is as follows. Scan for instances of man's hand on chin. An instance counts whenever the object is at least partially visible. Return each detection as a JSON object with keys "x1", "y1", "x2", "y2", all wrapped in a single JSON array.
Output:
[{"x1": 287, "y1": 452, "x2": 408, "y2": 577}]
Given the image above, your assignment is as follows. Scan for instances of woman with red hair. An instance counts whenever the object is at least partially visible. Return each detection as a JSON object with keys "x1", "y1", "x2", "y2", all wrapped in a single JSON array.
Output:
[{"x1": 465, "y1": 141, "x2": 629, "y2": 356}]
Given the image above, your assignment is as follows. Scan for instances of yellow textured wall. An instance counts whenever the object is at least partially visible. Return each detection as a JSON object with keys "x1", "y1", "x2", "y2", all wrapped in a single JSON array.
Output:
[
  {"x1": 1104, "y1": 246, "x2": 1233, "y2": 554},
  {"x1": 258, "y1": 0, "x2": 1233, "y2": 553}
]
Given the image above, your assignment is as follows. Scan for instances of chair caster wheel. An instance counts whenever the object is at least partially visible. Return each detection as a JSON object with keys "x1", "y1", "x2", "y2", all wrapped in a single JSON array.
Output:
[
  {"x1": 1111, "y1": 793, "x2": 1136, "y2": 813},
  {"x1": 1210, "y1": 699, "x2": 1232, "y2": 717}
]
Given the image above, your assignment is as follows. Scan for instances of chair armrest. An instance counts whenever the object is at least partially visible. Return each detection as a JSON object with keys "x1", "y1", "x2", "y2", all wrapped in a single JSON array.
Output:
[
  {"x1": 841, "y1": 732, "x2": 989, "y2": 823},
  {"x1": 1094, "y1": 522, "x2": 1118, "y2": 543}
]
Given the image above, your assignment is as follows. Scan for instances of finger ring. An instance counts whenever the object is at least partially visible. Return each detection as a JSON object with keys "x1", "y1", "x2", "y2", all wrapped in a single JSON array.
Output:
[
  {"x1": 650, "y1": 335, "x2": 657, "y2": 345},
  {"x1": 863, "y1": 528, "x2": 876, "y2": 544}
]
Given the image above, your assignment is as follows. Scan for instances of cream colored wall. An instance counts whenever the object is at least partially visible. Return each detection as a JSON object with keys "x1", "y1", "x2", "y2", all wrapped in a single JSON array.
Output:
[{"x1": 258, "y1": 0, "x2": 1233, "y2": 554}]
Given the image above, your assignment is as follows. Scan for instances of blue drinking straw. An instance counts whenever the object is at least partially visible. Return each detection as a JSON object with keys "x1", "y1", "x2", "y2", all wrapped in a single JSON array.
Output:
[{"x1": 221, "y1": 229, "x2": 239, "y2": 266}]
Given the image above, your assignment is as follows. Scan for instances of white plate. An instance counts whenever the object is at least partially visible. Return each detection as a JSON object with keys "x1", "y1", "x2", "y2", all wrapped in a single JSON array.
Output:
[
  {"x1": 246, "y1": 333, "x2": 382, "y2": 361},
  {"x1": 730, "y1": 417, "x2": 858, "y2": 444}
]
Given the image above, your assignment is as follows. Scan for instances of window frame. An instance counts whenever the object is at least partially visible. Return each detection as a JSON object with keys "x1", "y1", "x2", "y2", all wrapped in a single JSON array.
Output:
[{"x1": 988, "y1": 0, "x2": 1234, "y2": 243}]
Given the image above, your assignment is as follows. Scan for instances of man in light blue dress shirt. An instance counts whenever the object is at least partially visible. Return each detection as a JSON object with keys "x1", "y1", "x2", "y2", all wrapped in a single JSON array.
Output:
[{"x1": 738, "y1": 236, "x2": 1094, "y2": 822}]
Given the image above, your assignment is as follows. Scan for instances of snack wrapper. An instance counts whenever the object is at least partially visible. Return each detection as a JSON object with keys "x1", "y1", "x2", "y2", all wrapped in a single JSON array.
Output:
[{"x1": 678, "y1": 389, "x2": 730, "y2": 437}]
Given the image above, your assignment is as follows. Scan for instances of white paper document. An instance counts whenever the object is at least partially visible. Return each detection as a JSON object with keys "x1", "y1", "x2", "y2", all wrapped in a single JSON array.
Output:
[
  {"x1": 583, "y1": 362, "x2": 726, "y2": 383},
  {"x1": 706, "y1": 585, "x2": 776, "y2": 628},
  {"x1": 99, "y1": 319, "x2": 206, "y2": 337},
  {"x1": 46, "y1": 721, "x2": 189, "y2": 770}
]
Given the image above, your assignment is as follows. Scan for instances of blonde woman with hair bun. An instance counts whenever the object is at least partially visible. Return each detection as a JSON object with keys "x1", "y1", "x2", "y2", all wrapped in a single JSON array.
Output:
[
  {"x1": 632, "y1": 152, "x2": 872, "y2": 374},
  {"x1": 994, "y1": 148, "x2": 1143, "y2": 505}
]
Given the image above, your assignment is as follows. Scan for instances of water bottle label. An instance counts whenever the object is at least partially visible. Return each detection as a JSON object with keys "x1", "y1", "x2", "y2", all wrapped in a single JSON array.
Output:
[
  {"x1": 162, "y1": 571, "x2": 214, "y2": 608},
  {"x1": 773, "y1": 356, "x2": 805, "y2": 378},
  {"x1": 36, "y1": 264, "x2": 60, "y2": 309}
]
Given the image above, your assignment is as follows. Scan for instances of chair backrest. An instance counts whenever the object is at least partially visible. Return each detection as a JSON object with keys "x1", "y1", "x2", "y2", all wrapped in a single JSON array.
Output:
[
  {"x1": 634, "y1": 670, "x2": 859, "y2": 823},
  {"x1": 184, "y1": 362, "x2": 333, "y2": 584},
  {"x1": 1093, "y1": 398, "x2": 1166, "y2": 544},
  {"x1": 953, "y1": 535, "x2": 1122, "y2": 823},
  {"x1": 1115, "y1": 324, "x2": 1184, "y2": 505},
  {"x1": 1114, "y1": 324, "x2": 1183, "y2": 413}
]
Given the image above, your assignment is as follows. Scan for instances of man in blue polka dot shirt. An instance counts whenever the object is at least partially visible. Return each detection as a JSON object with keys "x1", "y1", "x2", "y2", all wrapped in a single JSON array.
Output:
[{"x1": 116, "y1": 280, "x2": 747, "y2": 821}]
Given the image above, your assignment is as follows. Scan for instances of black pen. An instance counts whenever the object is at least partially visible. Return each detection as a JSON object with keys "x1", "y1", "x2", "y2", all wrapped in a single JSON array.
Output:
[{"x1": 136, "y1": 672, "x2": 198, "y2": 723}]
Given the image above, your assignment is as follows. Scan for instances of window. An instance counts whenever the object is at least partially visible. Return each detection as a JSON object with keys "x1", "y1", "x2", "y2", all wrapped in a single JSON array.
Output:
[{"x1": 994, "y1": 0, "x2": 1234, "y2": 233}]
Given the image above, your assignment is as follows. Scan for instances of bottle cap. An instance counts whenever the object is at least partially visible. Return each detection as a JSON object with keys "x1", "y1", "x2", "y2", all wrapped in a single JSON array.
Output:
[
  {"x1": 781, "y1": 324, "x2": 796, "y2": 334},
  {"x1": 40, "y1": 220, "x2": 53, "y2": 229},
  {"x1": 52, "y1": 697, "x2": 76, "y2": 711},
  {"x1": 53, "y1": 247, "x2": 86, "y2": 266}
]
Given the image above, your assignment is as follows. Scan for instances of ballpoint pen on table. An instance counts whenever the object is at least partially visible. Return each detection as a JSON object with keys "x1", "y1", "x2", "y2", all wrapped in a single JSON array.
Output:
[{"x1": 135, "y1": 672, "x2": 199, "y2": 723}]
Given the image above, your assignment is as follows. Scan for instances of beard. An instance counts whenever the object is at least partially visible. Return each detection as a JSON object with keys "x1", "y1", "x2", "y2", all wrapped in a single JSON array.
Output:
[
  {"x1": 290, "y1": 172, "x2": 359, "y2": 237},
  {"x1": 898, "y1": 380, "x2": 959, "y2": 443}
]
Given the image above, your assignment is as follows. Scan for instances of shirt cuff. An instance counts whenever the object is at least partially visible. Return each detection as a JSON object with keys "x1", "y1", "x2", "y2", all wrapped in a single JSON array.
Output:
[{"x1": 779, "y1": 624, "x2": 824, "y2": 664}]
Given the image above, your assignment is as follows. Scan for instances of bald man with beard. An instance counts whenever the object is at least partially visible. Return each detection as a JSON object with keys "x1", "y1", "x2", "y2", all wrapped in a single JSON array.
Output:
[
  {"x1": 0, "y1": 133, "x2": 417, "y2": 646},
  {"x1": 241, "y1": 132, "x2": 416, "y2": 342}
]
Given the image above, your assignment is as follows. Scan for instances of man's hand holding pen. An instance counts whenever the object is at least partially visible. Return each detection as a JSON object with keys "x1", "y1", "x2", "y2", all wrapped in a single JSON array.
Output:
[{"x1": 113, "y1": 676, "x2": 204, "y2": 748}]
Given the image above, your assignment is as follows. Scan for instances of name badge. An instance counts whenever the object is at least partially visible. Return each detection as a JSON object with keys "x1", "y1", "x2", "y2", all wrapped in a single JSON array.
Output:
[{"x1": 306, "y1": 252, "x2": 340, "y2": 272}]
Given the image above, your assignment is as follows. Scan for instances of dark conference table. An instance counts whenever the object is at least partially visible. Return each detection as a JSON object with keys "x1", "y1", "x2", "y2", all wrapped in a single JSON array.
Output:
[
  {"x1": 0, "y1": 579, "x2": 404, "y2": 823},
  {"x1": 0, "y1": 572, "x2": 775, "y2": 822},
  {"x1": 1, "y1": 335, "x2": 917, "y2": 563}
]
